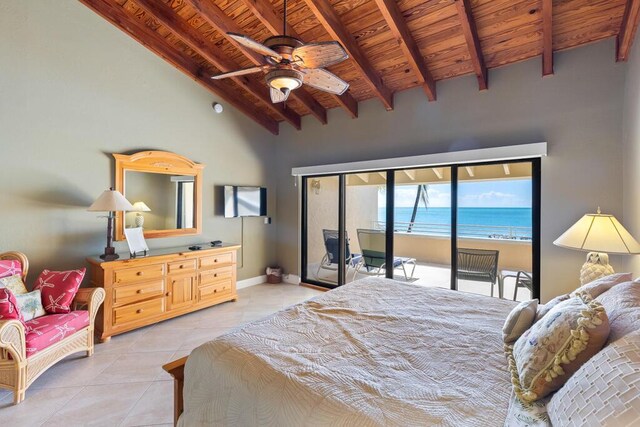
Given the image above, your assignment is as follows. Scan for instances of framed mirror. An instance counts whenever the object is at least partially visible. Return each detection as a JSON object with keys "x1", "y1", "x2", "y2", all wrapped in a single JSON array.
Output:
[{"x1": 114, "y1": 151, "x2": 205, "y2": 241}]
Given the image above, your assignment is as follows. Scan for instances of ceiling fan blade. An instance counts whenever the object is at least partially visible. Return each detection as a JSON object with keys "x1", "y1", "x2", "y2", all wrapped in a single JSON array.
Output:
[
  {"x1": 292, "y1": 42, "x2": 349, "y2": 69},
  {"x1": 302, "y1": 69, "x2": 349, "y2": 95},
  {"x1": 227, "y1": 32, "x2": 282, "y2": 62},
  {"x1": 270, "y1": 87, "x2": 290, "y2": 103},
  {"x1": 211, "y1": 66, "x2": 265, "y2": 80}
]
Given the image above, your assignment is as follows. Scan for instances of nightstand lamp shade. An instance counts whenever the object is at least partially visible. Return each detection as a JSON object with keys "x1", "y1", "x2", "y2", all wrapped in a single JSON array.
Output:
[
  {"x1": 88, "y1": 188, "x2": 134, "y2": 261},
  {"x1": 132, "y1": 201, "x2": 151, "y2": 228},
  {"x1": 553, "y1": 208, "x2": 640, "y2": 284}
]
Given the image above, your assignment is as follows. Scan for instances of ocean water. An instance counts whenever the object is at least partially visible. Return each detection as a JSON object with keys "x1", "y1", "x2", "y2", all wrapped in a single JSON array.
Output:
[{"x1": 378, "y1": 207, "x2": 532, "y2": 239}]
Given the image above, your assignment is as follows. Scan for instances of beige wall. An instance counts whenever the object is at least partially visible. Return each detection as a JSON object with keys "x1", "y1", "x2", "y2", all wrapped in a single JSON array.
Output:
[
  {"x1": 0, "y1": 1, "x2": 277, "y2": 283},
  {"x1": 623, "y1": 38, "x2": 640, "y2": 276},
  {"x1": 276, "y1": 40, "x2": 627, "y2": 303}
]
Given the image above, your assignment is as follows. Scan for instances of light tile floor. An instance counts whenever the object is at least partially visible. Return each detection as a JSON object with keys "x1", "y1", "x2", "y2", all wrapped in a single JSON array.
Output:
[{"x1": 0, "y1": 283, "x2": 321, "y2": 427}]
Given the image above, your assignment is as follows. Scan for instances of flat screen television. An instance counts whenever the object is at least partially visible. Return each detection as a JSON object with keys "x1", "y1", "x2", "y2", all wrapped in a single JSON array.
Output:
[{"x1": 224, "y1": 186, "x2": 267, "y2": 218}]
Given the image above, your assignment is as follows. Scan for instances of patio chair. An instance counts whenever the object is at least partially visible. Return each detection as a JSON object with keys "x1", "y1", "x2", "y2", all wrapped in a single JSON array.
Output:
[
  {"x1": 316, "y1": 229, "x2": 362, "y2": 282},
  {"x1": 513, "y1": 270, "x2": 533, "y2": 301},
  {"x1": 457, "y1": 248, "x2": 500, "y2": 297},
  {"x1": 355, "y1": 229, "x2": 416, "y2": 281}
]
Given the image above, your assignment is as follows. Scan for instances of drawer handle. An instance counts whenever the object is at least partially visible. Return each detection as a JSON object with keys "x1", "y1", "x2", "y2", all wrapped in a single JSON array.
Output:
[
  {"x1": 137, "y1": 289, "x2": 144, "y2": 294},
  {"x1": 136, "y1": 309, "x2": 144, "y2": 314},
  {"x1": 214, "y1": 273, "x2": 218, "y2": 277},
  {"x1": 179, "y1": 265, "x2": 184, "y2": 269},
  {"x1": 214, "y1": 259, "x2": 218, "y2": 263},
  {"x1": 166, "y1": 292, "x2": 172, "y2": 297},
  {"x1": 213, "y1": 289, "x2": 217, "y2": 293},
  {"x1": 137, "y1": 272, "x2": 144, "y2": 276}
]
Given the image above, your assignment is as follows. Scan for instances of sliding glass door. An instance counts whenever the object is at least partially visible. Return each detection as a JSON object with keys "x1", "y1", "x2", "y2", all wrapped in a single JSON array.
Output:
[
  {"x1": 455, "y1": 161, "x2": 536, "y2": 301},
  {"x1": 301, "y1": 159, "x2": 540, "y2": 300}
]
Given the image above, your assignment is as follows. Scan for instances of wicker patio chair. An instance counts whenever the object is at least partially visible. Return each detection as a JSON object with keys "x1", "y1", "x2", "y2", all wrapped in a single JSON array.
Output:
[{"x1": 457, "y1": 248, "x2": 500, "y2": 297}]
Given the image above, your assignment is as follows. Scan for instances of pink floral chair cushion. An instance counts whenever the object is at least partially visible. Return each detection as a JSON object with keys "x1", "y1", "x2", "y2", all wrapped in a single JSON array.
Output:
[
  {"x1": 24, "y1": 311, "x2": 90, "y2": 357},
  {"x1": 0, "y1": 289, "x2": 24, "y2": 323},
  {"x1": 34, "y1": 268, "x2": 86, "y2": 314},
  {"x1": 0, "y1": 260, "x2": 22, "y2": 280}
]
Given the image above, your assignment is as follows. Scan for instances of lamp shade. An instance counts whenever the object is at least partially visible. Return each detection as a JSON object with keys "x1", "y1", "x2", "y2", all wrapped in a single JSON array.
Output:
[
  {"x1": 131, "y1": 201, "x2": 151, "y2": 212},
  {"x1": 553, "y1": 210, "x2": 640, "y2": 255},
  {"x1": 88, "y1": 189, "x2": 134, "y2": 212}
]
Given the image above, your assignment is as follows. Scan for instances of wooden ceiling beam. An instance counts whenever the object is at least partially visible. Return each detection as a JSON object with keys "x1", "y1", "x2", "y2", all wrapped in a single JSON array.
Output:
[
  {"x1": 134, "y1": 0, "x2": 301, "y2": 130},
  {"x1": 454, "y1": 0, "x2": 488, "y2": 90},
  {"x1": 432, "y1": 168, "x2": 443, "y2": 180},
  {"x1": 542, "y1": 0, "x2": 554, "y2": 75},
  {"x1": 78, "y1": 0, "x2": 279, "y2": 135},
  {"x1": 238, "y1": 0, "x2": 358, "y2": 119},
  {"x1": 373, "y1": 0, "x2": 436, "y2": 101},
  {"x1": 617, "y1": 0, "x2": 640, "y2": 61},
  {"x1": 184, "y1": 0, "x2": 328, "y2": 125},
  {"x1": 303, "y1": 0, "x2": 394, "y2": 111}
]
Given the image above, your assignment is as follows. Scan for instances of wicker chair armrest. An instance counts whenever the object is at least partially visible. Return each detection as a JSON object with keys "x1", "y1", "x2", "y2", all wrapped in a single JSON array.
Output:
[
  {"x1": 0, "y1": 319, "x2": 26, "y2": 363},
  {"x1": 73, "y1": 287, "x2": 105, "y2": 325}
]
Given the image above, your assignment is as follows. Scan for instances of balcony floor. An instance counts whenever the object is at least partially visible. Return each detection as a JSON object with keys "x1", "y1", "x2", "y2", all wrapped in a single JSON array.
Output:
[{"x1": 309, "y1": 261, "x2": 533, "y2": 302}]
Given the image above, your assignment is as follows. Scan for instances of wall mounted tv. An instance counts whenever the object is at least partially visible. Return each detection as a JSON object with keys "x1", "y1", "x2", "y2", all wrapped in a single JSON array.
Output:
[{"x1": 224, "y1": 186, "x2": 267, "y2": 218}]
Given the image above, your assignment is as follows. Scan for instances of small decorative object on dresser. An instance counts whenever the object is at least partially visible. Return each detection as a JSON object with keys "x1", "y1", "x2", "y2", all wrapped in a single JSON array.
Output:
[
  {"x1": 87, "y1": 243, "x2": 240, "y2": 342},
  {"x1": 553, "y1": 207, "x2": 640, "y2": 284}
]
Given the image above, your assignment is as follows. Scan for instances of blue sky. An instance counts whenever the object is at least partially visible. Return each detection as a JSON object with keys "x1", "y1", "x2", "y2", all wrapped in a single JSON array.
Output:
[{"x1": 379, "y1": 179, "x2": 532, "y2": 208}]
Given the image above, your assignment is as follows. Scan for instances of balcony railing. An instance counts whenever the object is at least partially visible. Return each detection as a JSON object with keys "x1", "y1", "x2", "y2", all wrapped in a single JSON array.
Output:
[{"x1": 374, "y1": 221, "x2": 532, "y2": 240}]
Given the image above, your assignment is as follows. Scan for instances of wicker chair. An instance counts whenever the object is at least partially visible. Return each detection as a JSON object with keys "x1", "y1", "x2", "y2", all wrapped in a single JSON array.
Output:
[
  {"x1": 456, "y1": 248, "x2": 500, "y2": 297},
  {"x1": 0, "y1": 251, "x2": 105, "y2": 404}
]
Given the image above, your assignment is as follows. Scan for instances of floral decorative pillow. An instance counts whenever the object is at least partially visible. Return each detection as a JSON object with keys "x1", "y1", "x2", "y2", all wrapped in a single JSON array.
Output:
[
  {"x1": 35, "y1": 268, "x2": 85, "y2": 314},
  {"x1": 0, "y1": 274, "x2": 29, "y2": 295},
  {"x1": 15, "y1": 290, "x2": 46, "y2": 321},
  {"x1": 506, "y1": 292, "x2": 610, "y2": 403},
  {"x1": 0, "y1": 260, "x2": 22, "y2": 279}
]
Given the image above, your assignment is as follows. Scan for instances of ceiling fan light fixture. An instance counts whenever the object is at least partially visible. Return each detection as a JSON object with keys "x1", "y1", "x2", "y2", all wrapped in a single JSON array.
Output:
[{"x1": 266, "y1": 69, "x2": 303, "y2": 92}]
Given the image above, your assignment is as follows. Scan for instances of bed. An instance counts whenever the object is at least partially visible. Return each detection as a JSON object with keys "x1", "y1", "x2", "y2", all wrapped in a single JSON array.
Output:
[{"x1": 166, "y1": 277, "x2": 519, "y2": 426}]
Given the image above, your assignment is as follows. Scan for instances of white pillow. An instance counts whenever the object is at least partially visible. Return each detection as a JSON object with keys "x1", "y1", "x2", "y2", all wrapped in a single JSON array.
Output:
[
  {"x1": 502, "y1": 299, "x2": 538, "y2": 344},
  {"x1": 547, "y1": 331, "x2": 640, "y2": 426},
  {"x1": 15, "y1": 290, "x2": 46, "y2": 321}
]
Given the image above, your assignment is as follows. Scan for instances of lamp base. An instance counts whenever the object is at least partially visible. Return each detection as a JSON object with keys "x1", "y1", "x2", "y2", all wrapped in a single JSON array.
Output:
[
  {"x1": 579, "y1": 252, "x2": 615, "y2": 285},
  {"x1": 99, "y1": 246, "x2": 119, "y2": 261}
]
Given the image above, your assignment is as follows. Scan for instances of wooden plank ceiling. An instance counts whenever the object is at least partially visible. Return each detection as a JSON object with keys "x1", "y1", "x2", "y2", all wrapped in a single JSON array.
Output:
[{"x1": 80, "y1": 0, "x2": 639, "y2": 135}]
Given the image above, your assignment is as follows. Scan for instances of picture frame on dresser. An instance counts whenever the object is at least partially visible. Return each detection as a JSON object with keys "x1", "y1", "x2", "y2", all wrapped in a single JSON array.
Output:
[{"x1": 86, "y1": 244, "x2": 240, "y2": 342}]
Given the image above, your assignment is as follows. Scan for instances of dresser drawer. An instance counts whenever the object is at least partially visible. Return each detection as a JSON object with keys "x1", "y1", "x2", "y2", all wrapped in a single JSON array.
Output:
[
  {"x1": 113, "y1": 298, "x2": 165, "y2": 327},
  {"x1": 200, "y1": 252, "x2": 234, "y2": 268},
  {"x1": 168, "y1": 259, "x2": 196, "y2": 274},
  {"x1": 113, "y1": 279, "x2": 165, "y2": 307},
  {"x1": 114, "y1": 264, "x2": 165, "y2": 284},
  {"x1": 199, "y1": 265, "x2": 233, "y2": 286},
  {"x1": 198, "y1": 279, "x2": 233, "y2": 303}
]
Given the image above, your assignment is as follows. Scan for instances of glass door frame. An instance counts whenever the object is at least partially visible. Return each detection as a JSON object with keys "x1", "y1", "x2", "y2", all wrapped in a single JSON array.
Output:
[{"x1": 300, "y1": 158, "x2": 541, "y2": 301}]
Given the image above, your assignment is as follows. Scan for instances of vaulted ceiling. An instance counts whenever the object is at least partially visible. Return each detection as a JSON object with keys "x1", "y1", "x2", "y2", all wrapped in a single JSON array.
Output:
[{"x1": 80, "y1": 0, "x2": 640, "y2": 135}]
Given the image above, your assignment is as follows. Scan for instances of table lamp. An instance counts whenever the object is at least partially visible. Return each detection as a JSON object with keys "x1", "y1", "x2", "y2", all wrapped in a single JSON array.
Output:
[
  {"x1": 553, "y1": 207, "x2": 640, "y2": 284},
  {"x1": 88, "y1": 188, "x2": 134, "y2": 260},
  {"x1": 131, "y1": 201, "x2": 151, "y2": 228}
]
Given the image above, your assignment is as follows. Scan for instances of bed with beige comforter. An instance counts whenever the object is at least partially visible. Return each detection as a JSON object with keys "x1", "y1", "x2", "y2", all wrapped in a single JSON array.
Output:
[{"x1": 180, "y1": 277, "x2": 518, "y2": 426}]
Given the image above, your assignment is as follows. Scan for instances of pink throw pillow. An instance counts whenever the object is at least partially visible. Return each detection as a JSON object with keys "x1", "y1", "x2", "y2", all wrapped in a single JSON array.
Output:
[
  {"x1": 34, "y1": 268, "x2": 86, "y2": 314},
  {"x1": 0, "y1": 260, "x2": 22, "y2": 279},
  {"x1": 0, "y1": 288, "x2": 28, "y2": 330}
]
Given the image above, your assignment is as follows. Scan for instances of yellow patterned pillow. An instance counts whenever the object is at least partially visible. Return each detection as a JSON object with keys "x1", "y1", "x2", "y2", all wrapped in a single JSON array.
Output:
[
  {"x1": 0, "y1": 274, "x2": 28, "y2": 295},
  {"x1": 505, "y1": 292, "x2": 609, "y2": 402}
]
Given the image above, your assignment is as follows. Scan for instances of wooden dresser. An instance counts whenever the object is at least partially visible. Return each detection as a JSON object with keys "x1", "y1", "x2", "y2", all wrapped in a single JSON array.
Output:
[{"x1": 87, "y1": 244, "x2": 240, "y2": 342}]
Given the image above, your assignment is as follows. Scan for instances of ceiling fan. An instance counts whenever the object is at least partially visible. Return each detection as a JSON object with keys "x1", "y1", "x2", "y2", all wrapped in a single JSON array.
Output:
[{"x1": 211, "y1": 0, "x2": 350, "y2": 103}]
